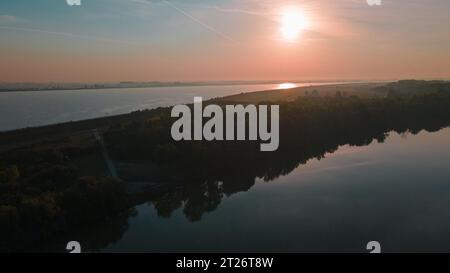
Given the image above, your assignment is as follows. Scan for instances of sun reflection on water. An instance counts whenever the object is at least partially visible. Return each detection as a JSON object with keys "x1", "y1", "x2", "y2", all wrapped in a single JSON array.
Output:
[{"x1": 277, "y1": 83, "x2": 297, "y2": 89}]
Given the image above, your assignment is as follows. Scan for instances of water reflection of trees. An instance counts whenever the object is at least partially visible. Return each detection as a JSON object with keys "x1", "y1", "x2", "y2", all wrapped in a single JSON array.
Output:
[
  {"x1": 145, "y1": 127, "x2": 445, "y2": 222},
  {"x1": 62, "y1": 96, "x2": 450, "y2": 250},
  {"x1": 41, "y1": 94, "x2": 450, "y2": 250},
  {"x1": 134, "y1": 95, "x2": 450, "y2": 222},
  {"x1": 3, "y1": 84, "x2": 450, "y2": 252}
]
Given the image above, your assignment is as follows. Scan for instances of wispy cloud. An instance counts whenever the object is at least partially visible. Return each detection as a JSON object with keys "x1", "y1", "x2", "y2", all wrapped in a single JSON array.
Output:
[
  {"x1": 162, "y1": 0, "x2": 238, "y2": 45},
  {"x1": 130, "y1": 0, "x2": 239, "y2": 45},
  {"x1": 206, "y1": 5, "x2": 272, "y2": 17},
  {"x1": 0, "y1": 26, "x2": 141, "y2": 46}
]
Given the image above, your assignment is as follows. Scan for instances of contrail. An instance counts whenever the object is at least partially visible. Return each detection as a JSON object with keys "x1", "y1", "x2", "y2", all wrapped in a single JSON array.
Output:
[
  {"x1": 207, "y1": 6, "x2": 272, "y2": 17},
  {"x1": 0, "y1": 26, "x2": 140, "y2": 46},
  {"x1": 162, "y1": 0, "x2": 239, "y2": 45}
]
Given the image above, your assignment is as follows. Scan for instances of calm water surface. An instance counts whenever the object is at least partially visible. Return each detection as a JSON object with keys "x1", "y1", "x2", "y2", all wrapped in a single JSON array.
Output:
[
  {"x1": 0, "y1": 82, "x2": 342, "y2": 131},
  {"x1": 93, "y1": 127, "x2": 450, "y2": 253}
]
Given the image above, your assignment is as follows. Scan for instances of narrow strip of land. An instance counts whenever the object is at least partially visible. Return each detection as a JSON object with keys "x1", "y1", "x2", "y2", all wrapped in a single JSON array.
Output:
[{"x1": 92, "y1": 129, "x2": 118, "y2": 178}]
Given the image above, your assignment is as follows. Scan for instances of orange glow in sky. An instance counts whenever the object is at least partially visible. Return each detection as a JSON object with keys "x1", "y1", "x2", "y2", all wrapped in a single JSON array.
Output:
[{"x1": 0, "y1": 1, "x2": 449, "y2": 82}]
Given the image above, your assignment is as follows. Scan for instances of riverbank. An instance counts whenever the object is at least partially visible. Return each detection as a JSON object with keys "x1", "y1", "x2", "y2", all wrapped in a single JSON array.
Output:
[
  {"x1": 0, "y1": 81, "x2": 384, "y2": 132},
  {"x1": 0, "y1": 80, "x2": 371, "y2": 92},
  {"x1": 1, "y1": 80, "x2": 450, "y2": 251}
]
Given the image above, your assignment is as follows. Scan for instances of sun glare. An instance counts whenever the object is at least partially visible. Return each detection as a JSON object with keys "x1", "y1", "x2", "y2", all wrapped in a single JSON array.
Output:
[
  {"x1": 278, "y1": 83, "x2": 297, "y2": 89},
  {"x1": 280, "y1": 8, "x2": 309, "y2": 41}
]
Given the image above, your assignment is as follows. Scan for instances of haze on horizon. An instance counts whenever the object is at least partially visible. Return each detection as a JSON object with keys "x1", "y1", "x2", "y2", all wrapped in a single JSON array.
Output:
[{"x1": 0, "y1": 0, "x2": 449, "y2": 83}]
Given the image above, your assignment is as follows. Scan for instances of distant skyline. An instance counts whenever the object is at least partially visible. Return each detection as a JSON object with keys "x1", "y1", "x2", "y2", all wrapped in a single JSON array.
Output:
[{"x1": 0, "y1": 0, "x2": 449, "y2": 82}]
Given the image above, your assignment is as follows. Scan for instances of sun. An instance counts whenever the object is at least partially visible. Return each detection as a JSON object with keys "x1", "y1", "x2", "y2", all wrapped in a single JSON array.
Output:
[{"x1": 280, "y1": 8, "x2": 309, "y2": 41}]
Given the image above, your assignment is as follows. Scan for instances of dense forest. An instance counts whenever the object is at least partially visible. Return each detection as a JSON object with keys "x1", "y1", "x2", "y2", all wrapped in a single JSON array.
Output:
[
  {"x1": 103, "y1": 88, "x2": 450, "y2": 221},
  {"x1": 0, "y1": 145, "x2": 132, "y2": 251},
  {"x1": 105, "y1": 88, "x2": 450, "y2": 181},
  {"x1": 1, "y1": 80, "x2": 450, "y2": 251}
]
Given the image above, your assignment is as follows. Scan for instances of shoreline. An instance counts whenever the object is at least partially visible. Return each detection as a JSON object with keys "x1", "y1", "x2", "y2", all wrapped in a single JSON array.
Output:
[
  {"x1": 0, "y1": 81, "x2": 387, "y2": 133},
  {"x1": 0, "y1": 79, "x2": 386, "y2": 93}
]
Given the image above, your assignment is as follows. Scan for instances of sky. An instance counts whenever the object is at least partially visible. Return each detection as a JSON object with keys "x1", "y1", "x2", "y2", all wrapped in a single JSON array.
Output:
[{"x1": 0, "y1": 0, "x2": 449, "y2": 82}]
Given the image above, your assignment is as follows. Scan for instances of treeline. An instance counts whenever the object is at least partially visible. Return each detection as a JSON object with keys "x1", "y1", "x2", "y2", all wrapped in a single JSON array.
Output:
[
  {"x1": 105, "y1": 92, "x2": 450, "y2": 179},
  {"x1": 104, "y1": 91, "x2": 450, "y2": 220},
  {"x1": 375, "y1": 80, "x2": 450, "y2": 97},
  {"x1": 1, "y1": 81, "x2": 450, "y2": 250}
]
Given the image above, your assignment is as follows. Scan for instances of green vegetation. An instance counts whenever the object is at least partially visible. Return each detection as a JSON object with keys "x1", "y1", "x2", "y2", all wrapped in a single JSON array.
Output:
[
  {"x1": 104, "y1": 81, "x2": 450, "y2": 221},
  {"x1": 0, "y1": 138, "x2": 131, "y2": 251},
  {"x1": 105, "y1": 84, "x2": 450, "y2": 180},
  {"x1": 0, "y1": 80, "x2": 449, "y2": 250}
]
